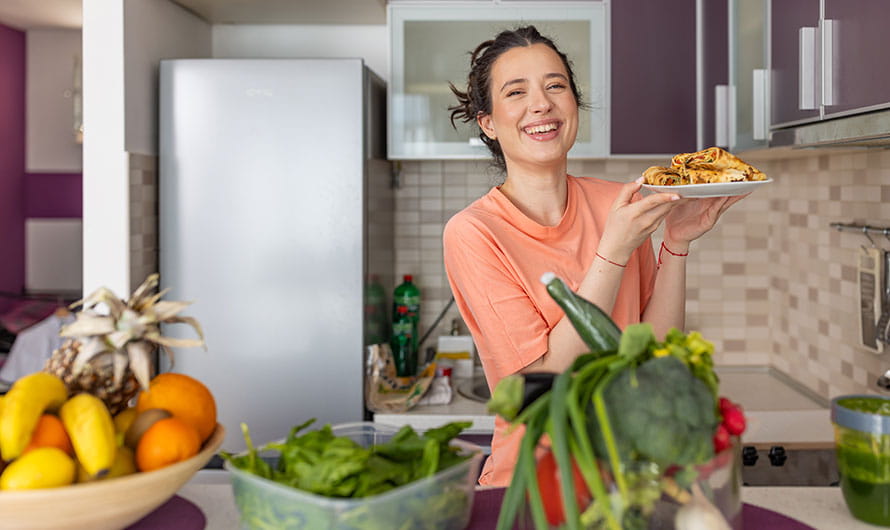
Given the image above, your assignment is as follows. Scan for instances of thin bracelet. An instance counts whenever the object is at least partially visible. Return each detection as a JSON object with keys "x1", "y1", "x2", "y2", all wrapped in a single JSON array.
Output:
[
  {"x1": 661, "y1": 242, "x2": 689, "y2": 257},
  {"x1": 596, "y1": 252, "x2": 627, "y2": 268},
  {"x1": 658, "y1": 242, "x2": 689, "y2": 268}
]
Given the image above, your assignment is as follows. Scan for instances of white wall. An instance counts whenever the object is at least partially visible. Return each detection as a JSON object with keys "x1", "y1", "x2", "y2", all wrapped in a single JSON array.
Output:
[
  {"x1": 82, "y1": 0, "x2": 210, "y2": 297},
  {"x1": 26, "y1": 29, "x2": 82, "y2": 172},
  {"x1": 212, "y1": 24, "x2": 389, "y2": 81},
  {"x1": 124, "y1": 0, "x2": 211, "y2": 155}
]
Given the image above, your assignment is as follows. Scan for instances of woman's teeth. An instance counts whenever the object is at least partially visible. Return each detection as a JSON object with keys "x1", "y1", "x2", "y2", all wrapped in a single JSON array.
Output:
[{"x1": 524, "y1": 123, "x2": 558, "y2": 134}]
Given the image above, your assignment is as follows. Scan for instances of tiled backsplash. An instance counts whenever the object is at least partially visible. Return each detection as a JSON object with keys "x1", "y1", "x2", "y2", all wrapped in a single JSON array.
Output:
[
  {"x1": 129, "y1": 153, "x2": 159, "y2": 294},
  {"x1": 395, "y1": 150, "x2": 890, "y2": 402}
]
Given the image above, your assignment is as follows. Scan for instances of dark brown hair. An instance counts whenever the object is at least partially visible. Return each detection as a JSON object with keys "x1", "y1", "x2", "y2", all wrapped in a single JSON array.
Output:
[{"x1": 448, "y1": 26, "x2": 585, "y2": 172}]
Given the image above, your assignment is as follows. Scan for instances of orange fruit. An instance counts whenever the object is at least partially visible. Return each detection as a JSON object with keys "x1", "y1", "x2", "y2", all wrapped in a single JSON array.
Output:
[
  {"x1": 135, "y1": 417, "x2": 200, "y2": 472},
  {"x1": 136, "y1": 373, "x2": 216, "y2": 442},
  {"x1": 23, "y1": 414, "x2": 74, "y2": 457}
]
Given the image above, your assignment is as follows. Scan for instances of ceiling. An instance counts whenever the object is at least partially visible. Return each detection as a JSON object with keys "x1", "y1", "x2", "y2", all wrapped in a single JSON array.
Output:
[{"x1": 0, "y1": 0, "x2": 387, "y2": 30}]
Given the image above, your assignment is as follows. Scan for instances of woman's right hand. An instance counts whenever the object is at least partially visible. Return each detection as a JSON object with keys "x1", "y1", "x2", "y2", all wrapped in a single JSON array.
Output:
[{"x1": 596, "y1": 179, "x2": 680, "y2": 264}]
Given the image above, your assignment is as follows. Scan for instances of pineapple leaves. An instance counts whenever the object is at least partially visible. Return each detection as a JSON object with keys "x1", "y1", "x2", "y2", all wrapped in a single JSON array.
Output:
[
  {"x1": 61, "y1": 314, "x2": 115, "y2": 337},
  {"x1": 151, "y1": 300, "x2": 194, "y2": 322},
  {"x1": 145, "y1": 332, "x2": 204, "y2": 349},
  {"x1": 126, "y1": 341, "x2": 154, "y2": 389},
  {"x1": 70, "y1": 337, "x2": 112, "y2": 375},
  {"x1": 112, "y1": 350, "x2": 129, "y2": 386},
  {"x1": 55, "y1": 274, "x2": 206, "y2": 389},
  {"x1": 165, "y1": 316, "x2": 207, "y2": 346},
  {"x1": 128, "y1": 273, "x2": 160, "y2": 307}
]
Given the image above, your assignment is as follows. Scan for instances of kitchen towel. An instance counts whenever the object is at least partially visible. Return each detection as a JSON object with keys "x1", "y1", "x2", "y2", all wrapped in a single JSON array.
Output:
[{"x1": 858, "y1": 246, "x2": 883, "y2": 353}]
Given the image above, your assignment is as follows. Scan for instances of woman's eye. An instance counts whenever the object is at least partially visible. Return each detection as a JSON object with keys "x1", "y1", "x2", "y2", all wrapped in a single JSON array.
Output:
[
  {"x1": 506, "y1": 90, "x2": 523, "y2": 97},
  {"x1": 547, "y1": 83, "x2": 567, "y2": 91}
]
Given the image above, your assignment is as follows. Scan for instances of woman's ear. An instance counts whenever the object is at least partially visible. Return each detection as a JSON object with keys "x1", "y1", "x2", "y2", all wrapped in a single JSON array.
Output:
[{"x1": 477, "y1": 114, "x2": 496, "y2": 140}]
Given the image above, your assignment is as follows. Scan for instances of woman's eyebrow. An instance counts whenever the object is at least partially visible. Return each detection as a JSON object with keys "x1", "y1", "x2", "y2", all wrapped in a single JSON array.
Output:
[
  {"x1": 500, "y1": 78, "x2": 527, "y2": 92},
  {"x1": 499, "y1": 73, "x2": 568, "y2": 93}
]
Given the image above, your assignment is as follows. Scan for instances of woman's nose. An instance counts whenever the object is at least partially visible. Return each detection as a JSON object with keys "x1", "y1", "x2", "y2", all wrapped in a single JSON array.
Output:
[{"x1": 528, "y1": 88, "x2": 552, "y2": 113}]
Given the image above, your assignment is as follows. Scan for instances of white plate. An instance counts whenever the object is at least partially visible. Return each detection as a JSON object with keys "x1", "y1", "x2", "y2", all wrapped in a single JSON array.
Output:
[{"x1": 642, "y1": 178, "x2": 773, "y2": 198}]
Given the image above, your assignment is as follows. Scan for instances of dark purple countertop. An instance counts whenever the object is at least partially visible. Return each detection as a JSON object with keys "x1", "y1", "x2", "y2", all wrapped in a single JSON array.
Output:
[{"x1": 467, "y1": 488, "x2": 816, "y2": 530}]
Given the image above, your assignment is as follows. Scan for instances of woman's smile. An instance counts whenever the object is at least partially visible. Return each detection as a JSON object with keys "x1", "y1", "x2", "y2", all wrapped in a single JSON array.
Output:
[{"x1": 522, "y1": 119, "x2": 562, "y2": 140}]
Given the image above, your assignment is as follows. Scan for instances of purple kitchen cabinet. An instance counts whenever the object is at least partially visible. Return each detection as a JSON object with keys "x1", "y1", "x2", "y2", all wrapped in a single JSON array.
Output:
[
  {"x1": 702, "y1": 0, "x2": 729, "y2": 150},
  {"x1": 823, "y1": 0, "x2": 890, "y2": 116},
  {"x1": 770, "y1": 0, "x2": 821, "y2": 126},
  {"x1": 610, "y1": 0, "x2": 697, "y2": 154}
]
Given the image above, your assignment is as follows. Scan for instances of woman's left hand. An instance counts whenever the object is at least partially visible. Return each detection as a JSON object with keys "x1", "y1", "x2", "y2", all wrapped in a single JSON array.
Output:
[{"x1": 663, "y1": 193, "x2": 748, "y2": 248}]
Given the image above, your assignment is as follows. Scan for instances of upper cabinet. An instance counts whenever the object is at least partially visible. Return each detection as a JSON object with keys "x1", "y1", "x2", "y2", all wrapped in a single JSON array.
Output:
[
  {"x1": 769, "y1": 0, "x2": 890, "y2": 129},
  {"x1": 769, "y1": 0, "x2": 821, "y2": 127},
  {"x1": 610, "y1": 0, "x2": 699, "y2": 155},
  {"x1": 387, "y1": 2, "x2": 608, "y2": 160},
  {"x1": 821, "y1": 0, "x2": 890, "y2": 118}
]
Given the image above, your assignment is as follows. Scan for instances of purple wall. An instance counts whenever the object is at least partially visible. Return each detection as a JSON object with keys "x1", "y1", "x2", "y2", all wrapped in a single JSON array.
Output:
[
  {"x1": 0, "y1": 23, "x2": 25, "y2": 311},
  {"x1": 25, "y1": 173, "x2": 83, "y2": 217}
]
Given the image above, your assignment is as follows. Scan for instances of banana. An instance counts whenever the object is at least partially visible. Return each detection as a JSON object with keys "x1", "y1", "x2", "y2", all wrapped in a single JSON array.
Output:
[
  {"x1": 0, "y1": 372, "x2": 68, "y2": 460},
  {"x1": 60, "y1": 393, "x2": 117, "y2": 478}
]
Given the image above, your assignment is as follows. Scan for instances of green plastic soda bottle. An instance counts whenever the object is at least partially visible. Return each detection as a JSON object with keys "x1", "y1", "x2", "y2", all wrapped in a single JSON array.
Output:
[
  {"x1": 391, "y1": 305, "x2": 415, "y2": 376},
  {"x1": 393, "y1": 275, "x2": 421, "y2": 356},
  {"x1": 363, "y1": 274, "x2": 388, "y2": 346}
]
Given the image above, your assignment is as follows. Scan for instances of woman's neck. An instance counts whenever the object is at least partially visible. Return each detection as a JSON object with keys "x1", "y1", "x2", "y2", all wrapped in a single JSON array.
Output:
[{"x1": 498, "y1": 165, "x2": 568, "y2": 227}]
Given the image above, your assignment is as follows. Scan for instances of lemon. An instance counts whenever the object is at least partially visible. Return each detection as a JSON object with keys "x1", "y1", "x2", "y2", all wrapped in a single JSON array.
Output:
[{"x1": 0, "y1": 447, "x2": 75, "y2": 490}]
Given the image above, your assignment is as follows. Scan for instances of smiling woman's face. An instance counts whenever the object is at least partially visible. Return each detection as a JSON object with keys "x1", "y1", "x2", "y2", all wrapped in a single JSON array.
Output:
[{"x1": 476, "y1": 43, "x2": 579, "y2": 173}]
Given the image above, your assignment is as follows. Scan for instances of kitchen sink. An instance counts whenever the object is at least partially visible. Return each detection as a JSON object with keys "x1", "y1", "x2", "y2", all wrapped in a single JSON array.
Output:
[{"x1": 456, "y1": 377, "x2": 490, "y2": 403}]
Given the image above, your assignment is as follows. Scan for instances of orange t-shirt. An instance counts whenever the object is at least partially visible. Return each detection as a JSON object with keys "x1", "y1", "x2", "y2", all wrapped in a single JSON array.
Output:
[{"x1": 442, "y1": 175, "x2": 657, "y2": 487}]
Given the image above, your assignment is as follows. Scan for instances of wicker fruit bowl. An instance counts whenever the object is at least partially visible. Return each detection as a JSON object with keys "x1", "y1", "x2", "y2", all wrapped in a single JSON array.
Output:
[{"x1": 0, "y1": 423, "x2": 224, "y2": 530}]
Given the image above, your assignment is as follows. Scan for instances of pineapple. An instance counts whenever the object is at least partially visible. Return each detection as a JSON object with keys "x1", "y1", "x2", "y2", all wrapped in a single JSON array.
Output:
[{"x1": 44, "y1": 274, "x2": 205, "y2": 414}]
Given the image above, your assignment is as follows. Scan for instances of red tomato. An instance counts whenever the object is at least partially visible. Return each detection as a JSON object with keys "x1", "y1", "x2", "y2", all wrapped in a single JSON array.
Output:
[{"x1": 535, "y1": 450, "x2": 592, "y2": 526}]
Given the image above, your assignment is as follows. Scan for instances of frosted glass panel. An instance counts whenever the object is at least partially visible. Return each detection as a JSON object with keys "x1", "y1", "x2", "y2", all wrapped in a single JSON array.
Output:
[
  {"x1": 389, "y1": 4, "x2": 607, "y2": 159},
  {"x1": 402, "y1": 20, "x2": 591, "y2": 146}
]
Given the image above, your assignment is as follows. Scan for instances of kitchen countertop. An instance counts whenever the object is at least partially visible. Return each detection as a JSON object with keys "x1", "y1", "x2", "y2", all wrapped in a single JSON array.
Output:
[
  {"x1": 373, "y1": 369, "x2": 836, "y2": 446},
  {"x1": 177, "y1": 470, "x2": 885, "y2": 529}
]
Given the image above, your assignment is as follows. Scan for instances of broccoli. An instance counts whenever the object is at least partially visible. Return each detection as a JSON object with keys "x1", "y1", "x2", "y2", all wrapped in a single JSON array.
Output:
[{"x1": 593, "y1": 356, "x2": 718, "y2": 468}]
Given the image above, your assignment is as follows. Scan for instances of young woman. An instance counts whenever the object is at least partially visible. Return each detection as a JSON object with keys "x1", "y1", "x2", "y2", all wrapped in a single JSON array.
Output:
[{"x1": 443, "y1": 26, "x2": 746, "y2": 487}]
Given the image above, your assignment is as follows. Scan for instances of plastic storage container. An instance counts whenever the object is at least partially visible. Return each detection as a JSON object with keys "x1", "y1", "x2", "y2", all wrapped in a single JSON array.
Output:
[
  {"x1": 225, "y1": 422, "x2": 483, "y2": 530},
  {"x1": 832, "y1": 394, "x2": 890, "y2": 526}
]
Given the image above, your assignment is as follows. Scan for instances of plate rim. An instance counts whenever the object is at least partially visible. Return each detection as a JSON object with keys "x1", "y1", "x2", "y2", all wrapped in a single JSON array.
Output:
[{"x1": 641, "y1": 177, "x2": 773, "y2": 197}]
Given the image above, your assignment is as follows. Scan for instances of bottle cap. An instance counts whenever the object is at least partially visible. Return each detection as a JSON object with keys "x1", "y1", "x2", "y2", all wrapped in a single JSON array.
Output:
[{"x1": 404, "y1": 274, "x2": 413, "y2": 282}]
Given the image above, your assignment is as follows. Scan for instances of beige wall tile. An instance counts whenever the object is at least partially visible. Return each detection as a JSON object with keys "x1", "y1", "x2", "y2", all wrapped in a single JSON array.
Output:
[{"x1": 393, "y1": 152, "x2": 890, "y2": 402}]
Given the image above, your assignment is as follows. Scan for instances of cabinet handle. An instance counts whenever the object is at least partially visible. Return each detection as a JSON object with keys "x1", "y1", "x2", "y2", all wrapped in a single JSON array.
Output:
[
  {"x1": 799, "y1": 26, "x2": 818, "y2": 110},
  {"x1": 752, "y1": 69, "x2": 769, "y2": 140},
  {"x1": 821, "y1": 19, "x2": 837, "y2": 107},
  {"x1": 714, "y1": 85, "x2": 732, "y2": 148}
]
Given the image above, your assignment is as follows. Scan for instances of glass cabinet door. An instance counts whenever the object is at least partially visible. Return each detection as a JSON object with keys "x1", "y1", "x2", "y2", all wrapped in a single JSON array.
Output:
[
  {"x1": 730, "y1": 0, "x2": 769, "y2": 151},
  {"x1": 769, "y1": 0, "x2": 821, "y2": 127},
  {"x1": 822, "y1": 0, "x2": 890, "y2": 117},
  {"x1": 388, "y1": 3, "x2": 607, "y2": 159}
]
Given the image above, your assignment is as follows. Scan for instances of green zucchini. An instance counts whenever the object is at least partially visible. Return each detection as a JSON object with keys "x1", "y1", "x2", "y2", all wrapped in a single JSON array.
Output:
[{"x1": 541, "y1": 272, "x2": 622, "y2": 354}]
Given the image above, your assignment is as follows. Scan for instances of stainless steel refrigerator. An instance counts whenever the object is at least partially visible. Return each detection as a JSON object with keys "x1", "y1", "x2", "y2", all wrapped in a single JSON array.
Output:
[{"x1": 158, "y1": 59, "x2": 394, "y2": 451}]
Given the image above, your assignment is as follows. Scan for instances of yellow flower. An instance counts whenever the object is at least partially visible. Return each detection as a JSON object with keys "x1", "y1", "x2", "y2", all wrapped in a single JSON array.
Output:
[{"x1": 652, "y1": 348, "x2": 669, "y2": 358}]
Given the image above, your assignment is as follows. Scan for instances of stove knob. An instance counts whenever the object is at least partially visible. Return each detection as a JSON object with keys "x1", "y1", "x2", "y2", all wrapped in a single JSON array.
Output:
[
  {"x1": 768, "y1": 446, "x2": 787, "y2": 466},
  {"x1": 742, "y1": 446, "x2": 759, "y2": 466}
]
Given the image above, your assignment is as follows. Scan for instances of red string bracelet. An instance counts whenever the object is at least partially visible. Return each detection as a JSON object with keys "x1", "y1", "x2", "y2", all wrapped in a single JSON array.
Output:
[
  {"x1": 658, "y1": 242, "x2": 689, "y2": 267},
  {"x1": 661, "y1": 242, "x2": 689, "y2": 257},
  {"x1": 596, "y1": 252, "x2": 627, "y2": 268}
]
